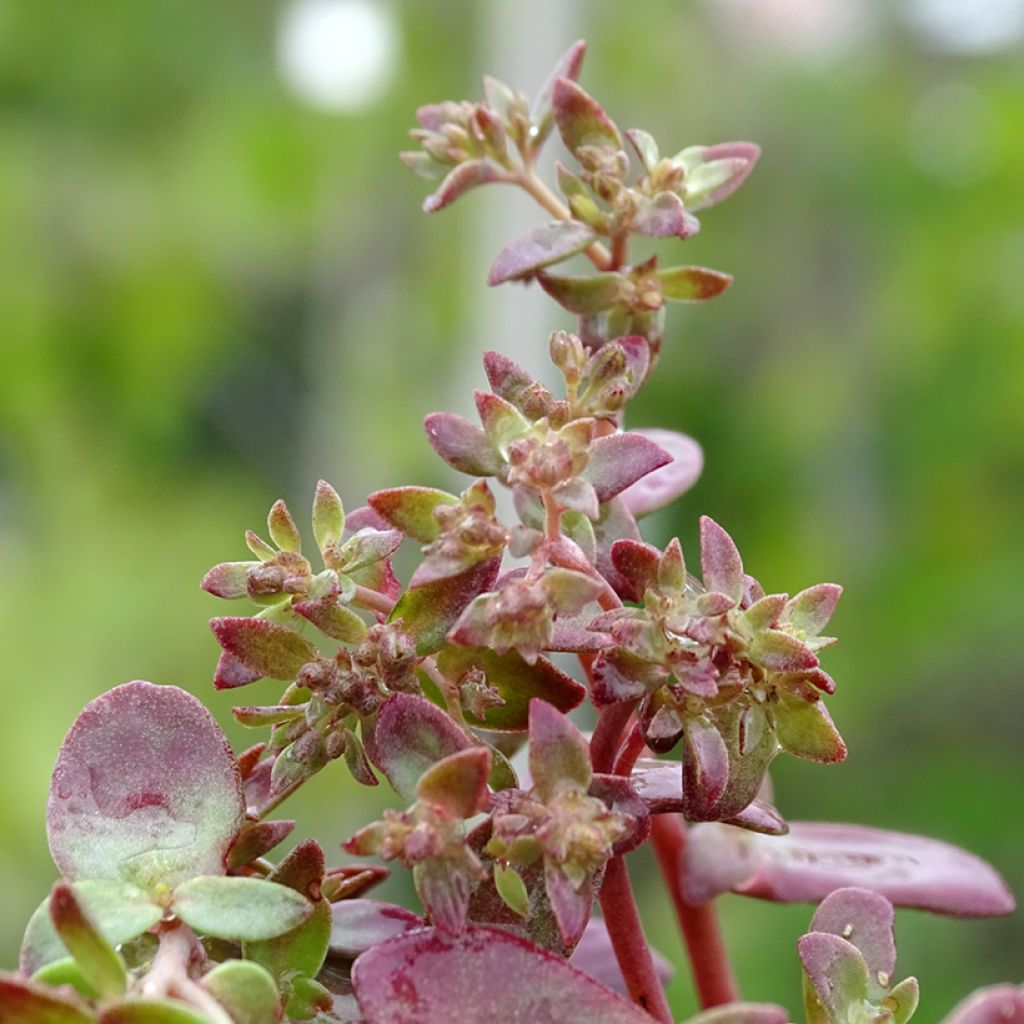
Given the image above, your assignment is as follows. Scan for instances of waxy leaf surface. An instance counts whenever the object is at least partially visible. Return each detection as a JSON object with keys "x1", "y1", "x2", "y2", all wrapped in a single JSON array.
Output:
[
  {"x1": 941, "y1": 985, "x2": 1024, "y2": 1024},
  {"x1": 173, "y1": 875, "x2": 313, "y2": 941},
  {"x1": 488, "y1": 221, "x2": 598, "y2": 286},
  {"x1": 352, "y1": 924, "x2": 658, "y2": 1024},
  {"x1": 618, "y1": 429, "x2": 703, "y2": 518},
  {"x1": 48, "y1": 682, "x2": 243, "y2": 890},
  {"x1": 329, "y1": 899, "x2": 422, "y2": 959}
]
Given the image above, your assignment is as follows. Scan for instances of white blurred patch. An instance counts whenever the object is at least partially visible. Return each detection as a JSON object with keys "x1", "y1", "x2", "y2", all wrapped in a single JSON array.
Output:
[
  {"x1": 904, "y1": 0, "x2": 1024, "y2": 54},
  {"x1": 277, "y1": 0, "x2": 399, "y2": 112}
]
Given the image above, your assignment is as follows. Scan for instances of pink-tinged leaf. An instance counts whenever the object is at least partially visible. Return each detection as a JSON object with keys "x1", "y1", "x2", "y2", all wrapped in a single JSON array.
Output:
[
  {"x1": 475, "y1": 390, "x2": 531, "y2": 454},
  {"x1": 271, "y1": 838, "x2": 325, "y2": 896},
  {"x1": 424, "y1": 412, "x2": 503, "y2": 476},
  {"x1": 625, "y1": 128, "x2": 660, "y2": 172},
  {"x1": 686, "y1": 1006, "x2": 789, "y2": 1024},
  {"x1": 225, "y1": 819, "x2": 296, "y2": 870},
  {"x1": 0, "y1": 973, "x2": 95, "y2": 1024},
  {"x1": 682, "y1": 717, "x2": 730, "y2": 819},
  {"x1": 368, "y1": 487, "x2": 457, "y2": 543},
  {"x1": 552, "y1": 78, "x2": 622, "y2": 154},
  {"x1": 569, "y1": 916, "x2": 673, "y2": 998},
  {"x1": 293, "y1": 596, "x2": 368, "y2": 643},
  {"x1": 488, "y1": 220, "x2": 598, "y2": 286},
  {"x1": 691, "y1": 821, "x2": 1015, "y2": 916},
  {"x1": 201, "y1": 562, "x2": 256, "y2": 599},
  {"x1": 352, "y1": 923, "x2": 656, "y2": 1024},
  {"x1": 749, "y1": 631, "x2": 818, "y2": 673},
  {"x1": 434, "y1": 646, "x2": 585, "y2": 731},
  {"x1": 549, "y1": 617, "x2": 614, "y2": 653},
  {"x1": 529, "y1": 699, "x2": 592, "y2": 802},
  {"x1": 610, "y1": 539, "x2": 661, "y2": 599},
  {"x1": 390, "y1": 557, "x2": 501, "y2": 656},
  {"x1": 312, "y1": 479, "x2": 345, "y2": 554},
  {"x1": 941, "y1": 985, "x2": 1024, "y2": 1024},
  {"x1": 593, "y1": 497, "x2": 643, "y2": 600},
  {"x1": 345, "y1": 504, "x2": 391, "y2": 533},
  {"x1": 210, "y1": 617, "x2": 318, "y2": 680},
  {"x1": 214, "y1": 651, "x2": 262, "y2": 690},
  {"x1": 582, "y1": 432, "x2": 672, "y2": 504},
  {"x1": 423, "y1": 160, "x2": 504, "y2": 213},
  {"x1": 772, "y1": 694, "x2": 845, "y2": 763},
  {"x1": 268, "y1": 499, "x2": 302, "y2": 553},
  {"x1": 48, "y1": 681, "x2": 244, "y2": 889},
  {"x1": 483, "y1": 350, "x2": 555, "y2": 420},
  {"x1": 810, "y1": 888, "x2": 896, "y2": 997},
  {"x1": 633, "y1": 192, "x2": 701, "y2": 239},
  {"x1": 545, "y1": 865, "x2": 594, "y2": 949},
  {"x1": 532, "y1": 40, "x2": 587, "y2": 145},
  {"x1": 329, "y1": 900, "x2": 422, "y2": 959},
  {"x1": 370, "y1": 694, "x2": 472, "y2": 803},
  {"x1": 700, "y1": 517, "x2": 744, "y2": 603},
  {"x1": 657, "y1": 266, "x2": 733, "y2": 302},
  {"x1": 338, "y1": 527, "x2": 404, "y2": 573},
  {"x1": 618, "y1": 429, "x2": 703, "y2": 518},
  {"x1": 724, "y1": 799, "x2": 788, "y2": 836},
  {"x1": 417, "y1": 747, "x2": 492, "y2": 818},
  {"x1": 781, "y1": 583, "x2": 843, "y2": 636},
  {"x1": 588, "y1": 774, "x2": 651, "y2": 854},
  {"x1": 537, "y1": 272, "x2": 623, "y2": 314},
  {"x1": 798, "y1": 932, "x2": 870, "y2": 1022},
  {"x1": 413, "y1": 860, "x2": 473, "y2": 934},
  {"x1": 685, "y1": 142, "x2": 761, "y2": 210}
]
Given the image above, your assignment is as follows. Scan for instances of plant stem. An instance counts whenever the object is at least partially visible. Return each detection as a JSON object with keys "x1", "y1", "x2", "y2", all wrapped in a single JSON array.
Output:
[
  {"x1": 609, "y1": 230, "x2": 630, "y2": 271},
  {"x1": 599, "y1": 856, "x2": 673, "y2": 1023},
  {"x1": 353, "y1": 585, "x2": 396, "y2": 617},
  {"x1": 612, "y1": 721, "x2": 646, "y2": 776},
  {"x1": 514, "y1": 170, "x2": 613, "y2": 271},
  {"x1": 589, "y1": 699, "x2": 636, "y2": 773},
  {"x1": 651, "y1": 814, "x2": 740, "y2": 1008}
]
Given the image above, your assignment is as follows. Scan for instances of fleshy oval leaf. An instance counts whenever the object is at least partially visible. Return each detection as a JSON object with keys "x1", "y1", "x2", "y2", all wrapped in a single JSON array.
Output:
[
  {"x1": 47, "y1": 682, "x2": 244, "y2": 890},
  {"x1": 329, "y1": 899, "x2": 422, "y2": 959},
  {"x1": 940, "y1": 985, "x2": 1024, "y2": 1024},
  {"x1": 172, "y1": 875, "x2": 313, "y2": 941},
  {"x1": 581, "y1": 432, "x2": 672, "y2": 504},
  {"x1": 618, "y1": 429, "x2": 703, "y2": 518},
  {"x1": 488, "y1": 220, "x2": 598, "y2": 286}
]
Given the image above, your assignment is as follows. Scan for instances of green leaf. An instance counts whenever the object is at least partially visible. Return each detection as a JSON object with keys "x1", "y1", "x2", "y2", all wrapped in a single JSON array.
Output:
[
  {"x1": 210, "y1": 617, "x2": 318, "y2": 680},
  {"x1": 0, "y1": 973, "x2": 95, "y2": 1024},
  {"x1": 493, "y1": 864, "x2": 530, "y2": 918},
  {"x1": 32, "y1": 958, "x2": 99, "y2": 1000},
  {"x1": 47, "y1": 682, "x2": 244, "y2": 891},
  {"x1": 312, "y1": 480, "x2": 345, "y2": 554},
  {"x1": 203, "y1": 960, "x2": 281, "y2": 1024},
  {"x1": 368, "y1": 487, "x2": 457, "y2": 543},
  {"x1": 98, "y1": 999, "x2": 211, "y2": 1024},
  {"x1": 773, "y1": 693, "x2": 846, "y2": 764},
  {"x1": 246, "y1": 898, "x2": 331, "y2": 985},
  {"x1": 389, "y1": 558, "x2": 500, "y2": 656},
  {"x1": 887, "y1": 977, "x2": 920, "y2": 1024},
  {"x1": 657, "y1": 266, "x2": 733, "y2": 302},
  {"x1": 21, "y1": 881, "x2": 163, "y2": 975},
  {"x1": 434, "y1": 646, "x2": 585, "y2": 731},
  {"x1": 49, "y1": 883, "x2": 126, "y2": 997},
  {"x1": 293, "y1": 596, "x2": 368, "y2": 643},
  {"x1": 537, "y1": 273, "x2": 623, "y2": 315},
  {"x1": 172, "y1": 876, "x2": 313, "y2": 941},
  {"x1": 268, "y1": 499, "x2": 301, "y2": 553}
]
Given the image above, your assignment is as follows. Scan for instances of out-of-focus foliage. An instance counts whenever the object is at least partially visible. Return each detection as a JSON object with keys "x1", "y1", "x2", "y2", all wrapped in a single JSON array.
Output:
[{"x1": 0, "y1": 0, "x2": 1020, "y2": 1019}]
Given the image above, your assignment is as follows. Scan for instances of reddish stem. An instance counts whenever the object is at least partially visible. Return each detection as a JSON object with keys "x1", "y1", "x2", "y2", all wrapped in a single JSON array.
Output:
[
  {"x1": 590, "y1": 699, "x2": 636, "y2": 773},
  {"x1": 651, "y1": 814, "x2": 740, "y2": 1008},
  {"x1": 599, "y1": 856, "x2": 674, "y2": 1024},
  {"x1": 612, "y1": 722, "x2": 646, "y2": 777}
]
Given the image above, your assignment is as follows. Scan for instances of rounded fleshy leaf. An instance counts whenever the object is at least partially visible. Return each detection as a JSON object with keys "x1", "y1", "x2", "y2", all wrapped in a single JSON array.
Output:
[
  {"x1": 700, "y1": 517, "x2": 744, "y2": 603},
  {"x1": 424, "y1": 412, "x2": 503, "y2": 476},
  {"x1": 368, "y1": 486, "x2": 457, "y2": 543},
  {"x1": 941, "y1": 985, "x2": 1024, "y2": 1024},
  {"x1": 225, "y1": 820, "x2": 296, "y2": 870},
  {"x1": 201, "y1": 562, "x2": 257, "y2": 599},
  {"x1": 352, "y1": 924, "x2": 657, "y2": 1024},
  {"x1": 172, "y1": 875, "x2": 313, "y2": 941},
  {"x1": 203, "y1": 960, "x2": 281, "y2": 1024},
  {"x1": 529, "y1": 699, "x2": 592, "y2": 802},
  {"x1": 552, "y1": 78, "x2": 622, "y2": 154},
  {"x1": 582, "y1": 432, "x2": 673, "y2": 504},
  {"x1": 98, "y1": 999, "x2": 210, "y2": 1024},
  {"x1": 49, "y1": 884, "x2": 126, "y2": 997},
  {"x1": 657, "y1": 266, "x2": 733, "y2": 302},
  {"x1": 328, "y1": 899, "x2": 422, "y2": 959},
  {"x1": 0, "y1": 973, "x2": 95, "y2": 1024},
  {"x1": 416, "y1": 747, "x2": 492, "y2": 818},
  {"x1": 369, "y1": 693, "x2": 472, "y2": 803},
  {"x1": 488, "y1": 220, "x2": 598, "y2": 286},
  {"x1": 810, "y1": 887, "x2": 896, "y2": 998},
  {"x1": 210, "y1": 618, "x2": 318, "y2": 681},
  {"x1": 423, "y1": 160, "x2": 504, "y2": 213},
  {"x1": 48, "y1": 682, "x2": 244, "y2": 889},
  {"x1": 683, "y1": 821, "x2": 1015, "y2": 916},
  {"x1": 618, "y1": 429, "x2": 703, "y2": 518},
  {"x1": 798, "y1": 932, "x2": 870, "y2": 1023}
]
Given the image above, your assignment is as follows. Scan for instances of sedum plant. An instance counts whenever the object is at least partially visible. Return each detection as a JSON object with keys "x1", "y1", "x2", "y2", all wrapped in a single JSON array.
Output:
[{"x1": 3, "y1": 40, "x2": 1019, "y2": 1024}]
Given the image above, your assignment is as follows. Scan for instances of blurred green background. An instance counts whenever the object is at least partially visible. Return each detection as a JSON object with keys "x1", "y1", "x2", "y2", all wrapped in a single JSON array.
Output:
[{"x1": 1, "y1": 0, "x2": 1021, "y2": 1016}]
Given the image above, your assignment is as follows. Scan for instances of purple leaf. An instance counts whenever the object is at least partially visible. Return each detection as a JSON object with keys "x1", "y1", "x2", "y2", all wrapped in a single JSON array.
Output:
[
  {"x1": 684, "y1": 821, "x2": 1015, "y2": 916},
  {"x1": 368, "y1": 486, "x2": 457, "y2": 543},
  {"x1": 423, "y1": 160, "x2": 504, "y2": 213},
  {"x1": 552, "y1": 78, "x2": 622, "y2": 155},
  {"x1": 329, "y1": 899, "x2": 422, "y2": 959},
  {"x1": 48, "y1": 681, "x2": 244, "y2": 889},
  {"x1": 370, "y1": 694, "x2": 472, "y2": 803},
  {"x1": 618, "y1": 429, "x2": 703, "y2": 518},
  {"x1": 700, "y1": 517, "x2": 744, "y2": 603},
  {"x1": 532, "y1": 40, "x2": 587, "y2": 141},
  {"x1": 582, "y1": 432, "x2": 672, "y2": 504},
  {"x1": 941, "y1": 985, "x2": 1024, "y2": 1024},
  {"x1": 723, "y1": 799, "x2": 788, "y2": 836},
  {"x1": 568, "y1": 916, "x2": 673, "y2": 998},
  {"x1": 592, "y1": 497, "x2": 643, "y2": 600},
  {"x1": 213, "y1": 651, "x2": 262, "y2": 691},
  {"x1": 529, "y1": 699, "x2": 592, "y2": 802},
  {"x1": 798, "y1": 931, "x2": 870, "y2": 1021},
  {"x1": 210, "y1": 617, "x2": 318, "y2": 680},
  {"x1": 225, "y1": 819, "x2": 296, "y2": 870},
  {"x1": 545, "y1": 864, "x2": 594, "y2": 949},
  {"x1": 483, "y1": 350, "x2": 555, "y2": 420},
  {"x1": 633, "y1": 192, "x2": 700, "y2": 239},
  {"x1": 682, "y1": 717, "x2": 730, "y2": 819},
  {"x1": 610, "y1": 539, "x2": 662, "y2": 599},
  {"x1": 809, "y1": 887, "x2": 896, "y2": 997},
  {"x1": 657, "y1": 265, "x2": 732, "y2": 302},
  {"x1": 475, "y1": 390, "x2": 530, "y2": 453},
  {"x1": 423, "y1": 412, "x2": 503, "y2": 476},
  {"x1": 488, "y1": 220, "x2": 598, "y2": 286},
  {"x1": 201, "y1": 561, "x2": 255, "y2": 599},
  {"x1": 390, "y1": 557, "x2": 501, "y2": 656},
  {"x1": 434, "y1": 646, "x2": 585, "y2": 731},
  {"x1": 588, "y1": 774, "x2": 651, "y2": 854},
  {"x1": 353, "y1": 924, "x2": 657, "y2": 1024}
]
